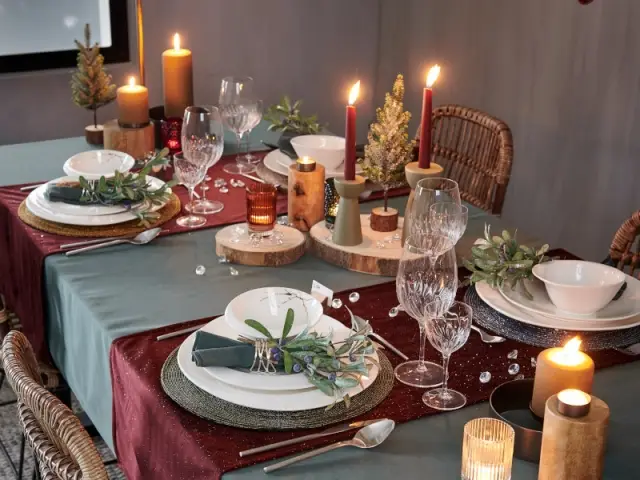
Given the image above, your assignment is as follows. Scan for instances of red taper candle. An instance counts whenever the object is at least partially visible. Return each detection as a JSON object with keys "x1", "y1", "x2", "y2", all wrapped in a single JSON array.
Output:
[
  {"x1": 418, "y1": 65, "x2": 440, "y2": 169},
  {"x1": 344, "y1": 80, "x2": 360, "y2": 181}
]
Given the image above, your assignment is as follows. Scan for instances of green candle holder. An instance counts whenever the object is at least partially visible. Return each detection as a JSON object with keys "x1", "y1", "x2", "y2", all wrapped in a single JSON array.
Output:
[{"x1": 332, "y1": 176, "x2": 365, "y2": 246}]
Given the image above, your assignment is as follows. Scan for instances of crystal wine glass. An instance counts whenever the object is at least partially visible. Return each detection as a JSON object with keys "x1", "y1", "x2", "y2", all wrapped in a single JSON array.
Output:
[
  {"x1": 429, "y1": 202, "x2": 469, "y2": 245},
  {"x1": 173, "y1": 152, "x2": 207, "y2": 227},
  {"x1": 243, "y1": 100, "x2": 263, "y2": 164},
  {"x1": 408, "y1": 178, "x2": 461, "y2": 238},
  {"x1": 423, "y1": 300, "x2": 472, "y2": 410},
  {"x1": 183, "y1": 106, "x2": 225, "y2": 215},
  {"x1": 219, "y1": 76, "x2": 258, "y2": 174},
  {"x1": 394, "y1": 234, "x2": 458, "y2": 388}
]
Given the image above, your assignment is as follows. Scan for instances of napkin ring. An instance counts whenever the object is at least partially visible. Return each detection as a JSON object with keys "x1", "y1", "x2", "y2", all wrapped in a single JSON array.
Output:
[{"x1": 250, "y1": 339, "x2": 276, "y2": 374}]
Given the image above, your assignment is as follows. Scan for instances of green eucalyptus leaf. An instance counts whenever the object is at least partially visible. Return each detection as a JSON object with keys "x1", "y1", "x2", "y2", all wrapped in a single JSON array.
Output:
[
  {"x1": 334, "y1": 377, "x2": 359, "y2": 388},
  {"x1": 283, "y1": 351, "x2": 293, "y2": 374},
  {"x1": 281, "y1": 308, "x2": 294, "y2": 339},
  {"x1": 244, "y1": 319, "x2": 273, "y2": 339}
]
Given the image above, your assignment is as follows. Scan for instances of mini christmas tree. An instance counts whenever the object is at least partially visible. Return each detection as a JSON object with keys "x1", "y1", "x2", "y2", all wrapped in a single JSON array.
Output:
[
  {"x1": 359, "y1": 74, "x2": 415, "y2": 212},
  {"x1": 71, "y1": 24, "x2": 116, "y2": 129}
]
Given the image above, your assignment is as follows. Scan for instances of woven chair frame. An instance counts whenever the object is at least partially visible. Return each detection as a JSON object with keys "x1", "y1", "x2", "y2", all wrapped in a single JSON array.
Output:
[
  {"x1": 2, "y1": 331, "x2": 108, "y2": 480},
  {"x1": 429, "y1": 105, "x2": 514, "y2": 214},
  {"x1": 609, "y1": 210, "x2": 640, "y2": 278}
]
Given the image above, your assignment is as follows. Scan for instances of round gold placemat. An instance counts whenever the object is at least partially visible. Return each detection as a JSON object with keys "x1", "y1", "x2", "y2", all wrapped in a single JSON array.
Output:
[
  {"x1": 18, "y1": 193, "x2": 181, "y2": 238},
  {"x1": 161, "y1": 349, "x2": 394, "y2": 430}
]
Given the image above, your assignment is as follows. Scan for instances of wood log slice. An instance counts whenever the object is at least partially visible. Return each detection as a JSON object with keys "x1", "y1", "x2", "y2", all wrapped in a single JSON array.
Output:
[
  {"x1": 85, "y1": 124, "x2": 104, "y2": 145},
  {"x1": 309, "y1": 214, "x2": 404, "y2": 276},
  {"x1": 215, "y1": 224, "x2": 306, "y2": 267},
  {"x1": 103, "y1": 119, "x2": 154, "y2": 160},
  {"x1": 370, "y1": 207, "x2": 398, "y2": 232}
]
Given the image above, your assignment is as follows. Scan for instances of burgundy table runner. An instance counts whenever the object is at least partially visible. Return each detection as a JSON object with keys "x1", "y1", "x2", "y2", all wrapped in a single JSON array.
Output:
[
  {"x1": 0, "y1": 151, "x2": 407, "y2": 360},
  {"x1": 110, "y1": 273, "x2": 637, "y2": 480}
]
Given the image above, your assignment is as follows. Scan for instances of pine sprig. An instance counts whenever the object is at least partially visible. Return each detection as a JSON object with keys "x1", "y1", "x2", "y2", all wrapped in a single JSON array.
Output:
[
  {"x1": 71, "y1": 24, "x2": 117, "y2": 126},
  {"x1": 78, "y1": 149, "x2": 175, "y2": 226},
  {"x1": 358, "y1": 74, "x2": 415, "y2": 210}
]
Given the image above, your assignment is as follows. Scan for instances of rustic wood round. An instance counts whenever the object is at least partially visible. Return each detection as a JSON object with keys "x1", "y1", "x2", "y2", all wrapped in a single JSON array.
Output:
[
  {"x1": 215, "y1": 224, "x2": 306, "y2": 267},
  {"x1": 309, "y1": 215, "x2": 403, "y2": 276}
]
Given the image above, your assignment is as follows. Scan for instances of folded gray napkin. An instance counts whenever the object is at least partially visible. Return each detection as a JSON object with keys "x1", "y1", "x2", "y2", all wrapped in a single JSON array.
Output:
[{"x1": 191, "y1": 331, "x2": 256, "y2": 368}]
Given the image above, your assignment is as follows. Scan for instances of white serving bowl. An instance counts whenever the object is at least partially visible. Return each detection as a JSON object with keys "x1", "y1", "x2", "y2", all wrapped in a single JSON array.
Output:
[
  {"x1": 63, "y1": 150, "x2": 135, "y2": 180},
  {"x1": 532, "y1": 260, "x2": 625, "y2": 315},
  {"x1": 224, "y1": 287, "x2": 323, "y2": 339},
  {"x1": 290, "y1": 135, "x2": 345, "y2": 171}
]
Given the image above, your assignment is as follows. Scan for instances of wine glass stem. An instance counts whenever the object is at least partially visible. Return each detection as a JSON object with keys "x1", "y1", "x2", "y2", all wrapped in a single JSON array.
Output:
[
  {"x1": 235, "y1": 132, "x2": 244, "y2": 163},
  {"x1": 188, "y1": 186, "x2": 195, "y2": 213},
  {"x1": 245, "y1": 130, "x2": 251, "y2": 155},
  {"x1": 417, "y1": 323, "x2": 427, "y2": 372},
  {"x1": 441, "y1": 354, "x2": 450, "y2": 392},
  {"x1": 201, "y1": 181, "x2": 208, "y2": 201}
]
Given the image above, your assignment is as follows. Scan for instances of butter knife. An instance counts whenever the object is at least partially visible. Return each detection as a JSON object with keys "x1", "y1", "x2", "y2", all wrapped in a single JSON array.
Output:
[{"x1": 238, "y1": 419, "x2": 384, "y2": 457}]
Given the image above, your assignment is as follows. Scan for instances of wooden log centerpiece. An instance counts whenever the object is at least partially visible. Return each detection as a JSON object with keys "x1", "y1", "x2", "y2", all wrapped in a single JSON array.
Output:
[
  {"x1": 85, "y1": 124, "x2": 104, "y2": 145},
  {"x1": 103, "y1": 119, "x2": 155, "y2": 161},
  {"x1": 370, "y1": 206, "x2": 398, "y2": 232},
  {"x1": 287, "y1": 157, "x2": 325, "y2": 232}
]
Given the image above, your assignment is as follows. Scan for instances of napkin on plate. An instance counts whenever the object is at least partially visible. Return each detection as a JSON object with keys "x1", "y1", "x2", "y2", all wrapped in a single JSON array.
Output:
[
  {"x1": 45, "y1": 181, "x2": 89, "y2": 205},
  {"x1": 191, "y1": 331, "x2": 256, "y2": 368}
]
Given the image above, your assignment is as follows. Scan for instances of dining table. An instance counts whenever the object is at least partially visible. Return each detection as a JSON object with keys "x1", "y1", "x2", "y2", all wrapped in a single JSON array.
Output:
[{"x1": 1, "y1": 122, "x2": 639, "y2": 479}]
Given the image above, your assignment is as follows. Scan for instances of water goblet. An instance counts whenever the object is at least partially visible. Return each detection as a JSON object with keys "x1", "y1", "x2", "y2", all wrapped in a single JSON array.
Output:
[
  {"x1": 408, "y1": 178, "x2": 461, "y2": 238},
  {"x1": 429, "y1": 202, "x2": 469, "y2": 244},
  {"x1": 422, "y1": 300, "x2": 473, "y2": 410},
  {"x1": 219, "y1": 76, "x2": 257, "y2": 174},
  {"x1": 243, "y1": 100, "x2": 263, "y2": 164},
  {"x1": 173, "y1": 152, "x2": 207, "y2": 228},
  {"x1": 394, "y1": 234, "x2": 458, "y2": 388}
]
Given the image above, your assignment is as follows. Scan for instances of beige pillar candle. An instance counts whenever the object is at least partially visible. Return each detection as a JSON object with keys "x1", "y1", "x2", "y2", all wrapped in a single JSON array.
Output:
[
  {"x1": 530, "y1": 337, "x2": 595, "y2": 418},
  {"x1": 117, "y1": 77, "x2": 149, "y2": 126},
  {"x1": 162, "y1": 33, "x2": 194, "y2": 118}
]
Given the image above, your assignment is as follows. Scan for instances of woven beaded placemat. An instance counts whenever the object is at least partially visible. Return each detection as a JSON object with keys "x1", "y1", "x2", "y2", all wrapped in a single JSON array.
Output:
[
  {"x1": 466, "y1": 285, "x2": 640, "y2": 350},
  {"x1": 161, "y1": 348, "x2": 395, "y2": 430},
  {"x1": 17, "y1": 193, "x2": 181, "y2": 238}
]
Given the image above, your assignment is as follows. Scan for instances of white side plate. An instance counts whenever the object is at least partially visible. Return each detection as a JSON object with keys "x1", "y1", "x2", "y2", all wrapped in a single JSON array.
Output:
[
  {"x1": 63, "y1": 150, "x2": 135, "y2": 180},
  {"x1": 264, "y1": 149, "x2": 362, "y2": 178}
]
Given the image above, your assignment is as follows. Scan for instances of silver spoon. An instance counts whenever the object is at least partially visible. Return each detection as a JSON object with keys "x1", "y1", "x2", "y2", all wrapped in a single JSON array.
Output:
[
  {"x1": 264, "y1": 419, "x2": 395, "y2": 473},
  {"x1": 471, "y1": 325, "x2": 506, "y2": 344},
  {"x1": 65, "y1": 228, "x2": 162, "y2": 256}
]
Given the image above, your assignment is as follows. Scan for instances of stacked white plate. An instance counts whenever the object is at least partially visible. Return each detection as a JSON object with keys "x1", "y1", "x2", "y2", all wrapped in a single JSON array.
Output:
[
  {"x1": 262, "y1": 149, "x2": 363, "y2": 178},
  {"x1": 176, "y1": 287, "x2": 380, "y2": 411},
  {"x1": 475, "y1": 276, "x2": 640, "y2": 332}
]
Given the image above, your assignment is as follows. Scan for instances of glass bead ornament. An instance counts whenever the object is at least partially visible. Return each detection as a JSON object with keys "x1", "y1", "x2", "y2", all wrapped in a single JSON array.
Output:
[
  {"x1": 277, "y1": 216, "x2": 289, "y2": 226},
  {"x1": 348, "y1": 292, "x2": 360, "y2": 303},
  {"x1": 217, "y1": 255, "x2": 228, "y2": 264},
  {"x1": 388, "y1": 306, "x2": 399, "y2": 317},
  {"x1": 376, "y1": 241, "x2": 385, "y2": 249},
  {"x1": 229, "y1": 267, "x2": 239, "y2": 276},
  {"x1": 331, "y1": 298, "x2": 343, "y2": 309},
  {"x1": 515, "y1": 374, "x2": 524, "y2": 380},
  {"x1": 530, "y1": 357, "x2": 537, "y2": 368},
  {"x1": 233, "y1": 179, "x2": 245, "y2": 188},
  {"x1": 507, "y1": 349, "x2": 518, "y2": 360},
  {"x1": 195, "y1": 265, "x2": 206, "y2": 276},
  {"x1": 393, "y1": 233, "x2": 401, "y2": 241},
  {"x1": 219, "y1": 186, "x2": 229, "y2": 193},
  {"x1": 479, "y1": 371, "x2": 491, "y2": 384},
  {"x1": 507, "y1": 363, "x2": 520, "y2": 375},
  {"x1": 214, "y1": 178, "x2": 226, "y2": 188}
]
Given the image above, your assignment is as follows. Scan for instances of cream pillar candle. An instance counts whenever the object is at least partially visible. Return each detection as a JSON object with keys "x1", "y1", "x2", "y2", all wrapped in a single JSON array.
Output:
[
  {"x1": 530, "y1": 337, "x2": 594, "y2": 418},
  {"x1": 162, "y1": 33, "x2": 194, "y2": 118},
  {"x1": 116, "y1": 77, "x2": 149, "y2": 127}
]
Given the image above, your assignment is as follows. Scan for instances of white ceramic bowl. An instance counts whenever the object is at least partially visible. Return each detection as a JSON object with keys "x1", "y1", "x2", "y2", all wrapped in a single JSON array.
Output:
[
  {"x1": 290, "y1": 135, "x2": 345, "y2": 171},
  {"x1": 224, "y1": 287, "x2": 323, "y2": 339},
  {"x1": 532, "y1": 260, "x2": 625, "y2": 315},
  {"x1": 63, "y1": 150, "x2": 135, "y2": 180}
]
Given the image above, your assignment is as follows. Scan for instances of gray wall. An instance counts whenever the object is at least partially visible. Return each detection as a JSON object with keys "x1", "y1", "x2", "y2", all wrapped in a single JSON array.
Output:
[{"x1": 1, "y1": 0, "x2": 639, "y2": 260}]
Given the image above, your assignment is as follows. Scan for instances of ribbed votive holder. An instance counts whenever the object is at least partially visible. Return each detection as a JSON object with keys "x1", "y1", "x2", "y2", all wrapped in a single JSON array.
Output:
[
  {"x1": 246, "y1": 183, "x2": 278, "y2": 236},
  {"x1": 461, "y1": 418, "x2": 515, "y2": 480}
]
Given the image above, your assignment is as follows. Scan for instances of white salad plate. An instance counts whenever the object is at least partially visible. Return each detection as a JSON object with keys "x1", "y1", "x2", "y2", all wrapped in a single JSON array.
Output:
[
  {"x1": 203, "y1": 314, "x2": 378, "y2": 392},
  {"x1": 476, "y1": 281, "x2": 640, "y2": 332},
  {"x1": 224, "y1": 287, "x2": 323, "y2": 339},
  {"x1": 63, "y1": 150, "x2": 135, "y2": 180},
  {"x1": 177, "y1": 317, "x2": 379, "y2": 411},
  {"x1": 264, "y1": 149, "x2": 362, "y2": 178},
  {"x1": 26, "y1": 177, "x2": 170, "y2": 226},
  {"x1": 499, "y1": 277, "x2": 640, "y2": 323}
]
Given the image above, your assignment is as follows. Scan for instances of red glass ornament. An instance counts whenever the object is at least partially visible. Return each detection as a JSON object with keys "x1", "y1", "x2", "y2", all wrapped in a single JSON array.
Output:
[{"x1": 161, "y1": 117, "x2": 183, "y2": 155}]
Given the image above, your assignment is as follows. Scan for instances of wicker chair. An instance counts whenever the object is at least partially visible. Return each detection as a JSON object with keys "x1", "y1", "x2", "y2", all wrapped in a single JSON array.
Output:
[
  {"x1": 609, "y1": 210, "x2": 640, "y2": 278},
  {"x1": 2, "y1": 331, "x2": 108, "y2": 480},
  {"x1": 429, "y1": 105, "x2": 514, "y2": 214}
]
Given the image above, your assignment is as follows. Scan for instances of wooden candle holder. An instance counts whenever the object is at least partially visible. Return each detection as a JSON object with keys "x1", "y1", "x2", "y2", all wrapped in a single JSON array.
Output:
[
  {"x1": 287, "y1": 163, "x2": 325, "y2": 232},
  {"x1": 539, "y1": 394, "x2": 609, "y2": 480},
  {"x1": 103, "y1": 119, "x2": 155, "y2": 160},
  {"x1": 401, "y1": 161, "x2": 444, "y2": 245},
  {"x1": 84, "y1": 125, "x2": 104, "y2": 145}
]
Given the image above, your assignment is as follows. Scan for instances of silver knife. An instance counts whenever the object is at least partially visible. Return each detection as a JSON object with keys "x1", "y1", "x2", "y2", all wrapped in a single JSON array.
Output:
[{"x1": 238, "y1": 419, "x2": 384, "y2": 457}]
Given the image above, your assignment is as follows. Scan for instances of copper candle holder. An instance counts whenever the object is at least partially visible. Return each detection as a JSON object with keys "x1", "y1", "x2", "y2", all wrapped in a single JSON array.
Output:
[{"x1": 246, "y1": 183, "x2": 278, "y2": 236}]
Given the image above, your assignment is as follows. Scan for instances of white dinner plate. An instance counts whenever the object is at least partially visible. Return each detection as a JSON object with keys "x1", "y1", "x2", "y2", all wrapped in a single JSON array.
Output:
[
  {"x1": 177, "y1": 317, "x2": 380, "y2": 411},
  {"x1": 203, "y1": 314, "x2": 378, "y2": 392},
  {"x1": 263, "y1": 149, "x2": 363, "y2": 178},
  {"x1": 476, "y1": 281, "x2": 640, "y2": 331},
  {"x1": 26, "y1": 177, "x2": 171, "y2": 226},
  {"x1": 63, "y1": 150, "x2": 135, "y2": 180},
  {"x1": 499, "y1": 277, "x2": 640, "y2": 322}
]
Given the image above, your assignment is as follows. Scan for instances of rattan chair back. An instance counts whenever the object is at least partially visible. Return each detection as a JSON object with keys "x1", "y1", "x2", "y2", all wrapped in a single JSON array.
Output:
[
  {"x1": 2, "y1": 331, "x2": 108, "y2": 479},
  {"x1": 430, "y1": 105, "x2": 513, "y2": 214},
  {"x1": 609, "y1": 210, "x2": 640, "y2": 278}
]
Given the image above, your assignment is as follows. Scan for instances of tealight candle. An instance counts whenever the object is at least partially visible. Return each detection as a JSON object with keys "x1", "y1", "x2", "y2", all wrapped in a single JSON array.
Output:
[
  {"x1": 296, "y1": 156, "x2": 316, "y2": 172},
  {"x1": 162, "y1": 33, "x2": 194, "y2": 118},
  {"x1": 116, "y1": 76, "x2": 149, "y2": 127},
  {"x1": 246, "y1": 183, "x2": 278, "y2": 235},
  {"x1": 530, "y1": 337, "x2": 594, "y2": 418},
  {"x1": 461, "y1": 418, "x2": 515, "y2": 480}
]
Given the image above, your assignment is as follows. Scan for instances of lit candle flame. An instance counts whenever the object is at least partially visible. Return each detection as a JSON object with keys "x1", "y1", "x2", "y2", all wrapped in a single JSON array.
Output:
[
  {"x1": 173, "y1": 33, "x2": 181, "y2": 51},
  {"x1": 348, "y1": 80, "x2": 360, "y2": 106},
  {"x1": 550, "y1": 336, "x2": 584, "y2": 366},
  {"x1": 426, "y1": 65, "x2": 441, "y2": 88},
  {"x1": 564, "y1": 337, "x2": 582, "y2": 353},
  {"x1": 128, "y1": 76, "x2": 136, "y2": 87}
]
